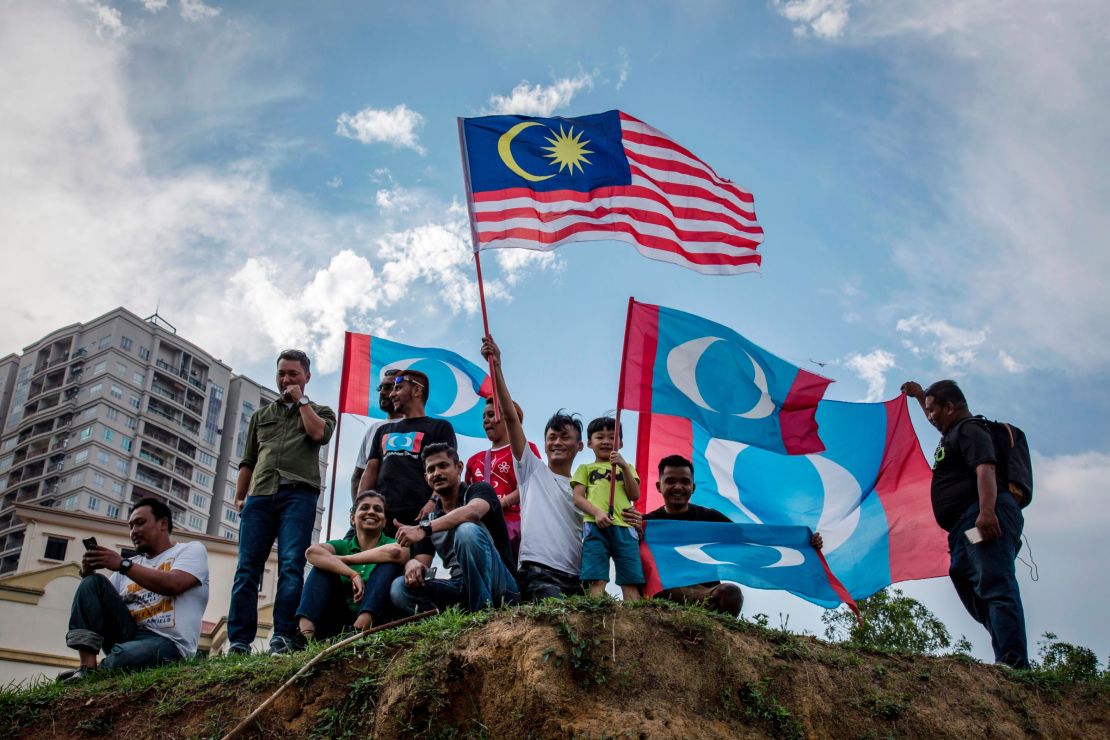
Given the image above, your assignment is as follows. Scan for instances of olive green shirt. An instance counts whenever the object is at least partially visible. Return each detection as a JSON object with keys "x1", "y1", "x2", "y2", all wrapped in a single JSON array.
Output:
[{"x1": 241, "y1": 400, "x2": 336, "y2": 496}]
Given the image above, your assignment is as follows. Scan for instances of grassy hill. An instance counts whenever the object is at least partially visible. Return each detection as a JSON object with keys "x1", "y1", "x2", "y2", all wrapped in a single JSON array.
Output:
[{"x1": 2, "y1": 598, "x2": 1107, "y2": 738}]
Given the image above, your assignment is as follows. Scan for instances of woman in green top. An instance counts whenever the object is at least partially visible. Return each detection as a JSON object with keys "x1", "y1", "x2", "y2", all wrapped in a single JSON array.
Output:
[{"x1": 296, "y1": 490, "x2": 408, "y2": 641}]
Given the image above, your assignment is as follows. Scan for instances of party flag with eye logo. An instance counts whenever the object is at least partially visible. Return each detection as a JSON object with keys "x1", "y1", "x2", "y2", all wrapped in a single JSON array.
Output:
[{"x1": 459, "y1": 110, "x2": 764, "y2": 275}]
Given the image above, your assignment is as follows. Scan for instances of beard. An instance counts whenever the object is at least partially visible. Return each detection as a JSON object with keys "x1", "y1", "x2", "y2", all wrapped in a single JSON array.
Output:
[{"x1": 134, "y1": 542, "x2": 152, "y2": 556}]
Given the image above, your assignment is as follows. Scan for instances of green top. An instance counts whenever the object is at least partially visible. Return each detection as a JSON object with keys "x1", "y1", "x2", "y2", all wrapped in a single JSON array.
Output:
[
  {"x1": 241, "y1": 399, "x2": 336, "y2": 496},
  {"x1": 571, "y1": 461, "x2": 639, "y2": 527},
  {"x1": 328, "y1": 532, "x2": 396, "y2": 613}
]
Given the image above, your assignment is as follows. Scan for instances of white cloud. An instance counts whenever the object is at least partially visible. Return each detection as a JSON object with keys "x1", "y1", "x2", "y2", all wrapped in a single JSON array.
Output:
[
  {"x1": 493, "y1": 248, "x2": 563, "y2": 287},
  {"x1": 775, "y1": 0, "x2": 851, "y2": 39},
  {"x1": 844, "y1": 348, "x2": 896, "y2": 402},
  {"x1": 138, "y1": 0, "x2": 168, "y2": 11},
  {"x1": 325, "y1": 176, "x2": 342, "y2": 188},
  {"x1": 75, "y1": 0, "x2": 126, "y2": 38},
  {"x1": 336, "y1": 104, "x2": 426, "y2": 153},
  {"x1": 1029, "y1": 450, "x2": 1110, "y2": 532},
  {"x1": 179, "y1": 0, "x2": 219, "y2": 22},
  {"x1": 375, "y1": 185, "x2": 416, "y2": 212},
  {"x1": 998, "y1": 350, "x2": 1024, "y2": 374},
  {"x1": 896, "y1": 315, "x2": 987, "y2": 370},
  {"x1": 485, "y1": 74, "x2": 593, "y2": 116},
  {"x1": 616, "y1": 48, "x2": 630, "y2": 90}
]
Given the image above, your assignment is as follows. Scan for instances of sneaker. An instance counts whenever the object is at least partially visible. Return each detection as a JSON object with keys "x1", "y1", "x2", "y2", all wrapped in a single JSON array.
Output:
[
  {"x1": 227, "y1": 643, "x2": 251, "y2": 656},
  {"x1": 57, "y1": 665, "x2": 97, "y2": 684},
  {"x1": 269, "y1": 635, "x2": 302, "y2": 655}
]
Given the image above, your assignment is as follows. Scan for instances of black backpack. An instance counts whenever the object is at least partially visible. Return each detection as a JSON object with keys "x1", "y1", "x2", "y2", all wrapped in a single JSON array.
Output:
[{"x1": 956, "y1": 416, "x2": 1034, "y2": 508}]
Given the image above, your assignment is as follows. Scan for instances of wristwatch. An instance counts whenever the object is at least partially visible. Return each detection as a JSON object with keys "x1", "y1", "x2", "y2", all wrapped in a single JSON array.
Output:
[
  {"x1": 421, "y1": 523, "x2": 434, "y2": 539},
  {"x1": 298, "y1": 396, "x2": 310, "y2": 406},
  {"x1": 119, "y1": 558, "x2": 133, "y2": 575}
]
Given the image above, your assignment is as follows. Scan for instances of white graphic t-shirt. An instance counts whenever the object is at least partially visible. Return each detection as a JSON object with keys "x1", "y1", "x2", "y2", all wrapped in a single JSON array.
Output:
[{"x1": 109, "y1": 540, "x2": 210, "y2": 657}]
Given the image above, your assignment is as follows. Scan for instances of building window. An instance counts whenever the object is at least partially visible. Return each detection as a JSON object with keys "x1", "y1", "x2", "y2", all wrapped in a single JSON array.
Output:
[
  {"x1": 120, "y1": 437, "x2": 133, "y2": 452},
  {"x1": 111, "y1": 482, "x2": 124, "y2": 496},
  {"x1": 138, "y1": 346, "x2": 150, "y2": 361},
  {"x1": 2, "y1": 437, "x2": 17, "y2": 451},
  {"x1": 192, "y1": 492, "x2": 207, "y2": 508},
  {"x1": 129, "y1": 394, "x2": 140, "y2": 409},
  {"x1": 110, "y1": 385, "x2": 123, "y2": 399},
  {"x1": 93, "y1": 472, "x2": 105, "y2": 487},
  {"x1": 69, "y1": 471, "x2": 85, "y2": 485},
  {"x1": 84, "y1": 406, "x2": 97, "y2": 419},
  {"x1": 74, "y1": 449, "x2": 89, "y2": 464},
  {"x1": 236, "y1": 401, "x2": 255, "y2": 457},
  {"x1": 224, "y1": 507, "x2": 238, "y2": 523},
  {"x1": 198, "y1": 450, "x2": 215, "y2": 466},
  {"x1": 80, "y1": 426, "x2": 93, "y2": 440},
  {"x1": 188, "y1": 514, "x2": 204, "y2": 529},
  {"x1": 222, "y1": 529, "x2": 237, "y2": 541},
  {"x1": 106, "y1": 407, "x2": 118, "y2": 421},
  {"x1": 133, "y1": 371, "x2": 144, "y2": 387},
  {"x1": 89, "y1": 383, "x2": 103, "y2": 397},
  {"x1": 98, "y1": 335, "x2": 112, "y2": 350},
  {"x1": 44, "y1": 536, "x2": 69, "y2": 561},
  {"x1": 107, "y1": 504, "x2": 120, "y2": 519},
  {"x1": 195, "y1": 471, "x2": 210, "y2": 486},
  {"x1": 62, "y1": 496, "x2": 77, "y2": 511},
  {"x1": 115, "y1": 362, "x2": 127, "y2": 375},
  {"x1": 116, "y1": 459, "x2": 128, "y2": 474},
  {"x1": 93, "y1": 361, "x2": 107, "y2": 375},
  {"x1": 87, "y1": 496, "x2": 100, "y2": 512},
  {"x1": 120, "y1": 336, "x2": 132, "y2": 351},
  {"x1": 205, "y1": 384, "x2": 224, "y2": 445},
  {"x1": 96, "y1": 450, "x2": 110, "y2": 465},
  {"x1": 103, "y1": 428, "x2": 115, "y2": 443},
  {"x1": 0, "y1": 454, "x2": 10, "y2": 471},
  {"x1": 126, "y1": 416, "x2": 137, "y2": 430}
]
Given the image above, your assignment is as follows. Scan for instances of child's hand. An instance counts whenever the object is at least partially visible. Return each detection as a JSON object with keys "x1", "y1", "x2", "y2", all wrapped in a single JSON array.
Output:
[
  {"x1": 608, "y1": 450, "x2": 627, "y2": 467},
  {"x1": 595, "y1": 512, "x2": 613, "y2": 528}
]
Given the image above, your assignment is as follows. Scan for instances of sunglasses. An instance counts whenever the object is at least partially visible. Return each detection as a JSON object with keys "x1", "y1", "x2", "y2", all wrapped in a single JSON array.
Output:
[{"x1": 386, "y1": 375, "x2": 424, "y2": 390}]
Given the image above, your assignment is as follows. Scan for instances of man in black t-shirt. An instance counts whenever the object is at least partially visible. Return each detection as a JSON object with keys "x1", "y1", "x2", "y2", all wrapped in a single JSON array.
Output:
[
  {"x1": 390, "y1": 443, "x2": 519, "y2": 613},
  {"x1": 644, "y1": 455, "x2": 744, "y2": 616},
  {"x1": 902, "y1": 379, "x2": 1028, "y2": 669},
  {"x1": 357, "y1": 370, "x2": 457, "y2": 536}
]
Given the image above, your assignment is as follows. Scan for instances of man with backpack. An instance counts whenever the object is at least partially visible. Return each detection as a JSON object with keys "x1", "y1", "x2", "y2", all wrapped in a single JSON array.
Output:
[{"x1": 902, "y1": 379, "x2": 1030, "y2": 669}]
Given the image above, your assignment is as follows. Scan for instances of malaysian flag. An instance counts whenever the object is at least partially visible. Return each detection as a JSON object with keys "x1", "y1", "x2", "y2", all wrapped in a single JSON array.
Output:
[{"x1": 459, "y1": 111, "x2": 764, "y2": 275}]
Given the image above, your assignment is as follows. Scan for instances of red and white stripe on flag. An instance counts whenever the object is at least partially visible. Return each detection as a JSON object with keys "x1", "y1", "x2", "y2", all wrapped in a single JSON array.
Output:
[{"x1": 470, "y1": 112, "x2": 764, "y2": 276}]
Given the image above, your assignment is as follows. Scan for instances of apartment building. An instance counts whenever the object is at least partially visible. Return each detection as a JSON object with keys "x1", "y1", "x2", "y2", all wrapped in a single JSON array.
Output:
[{"x1": 0, "y1": 308, "x2": 327, "y2": 574}]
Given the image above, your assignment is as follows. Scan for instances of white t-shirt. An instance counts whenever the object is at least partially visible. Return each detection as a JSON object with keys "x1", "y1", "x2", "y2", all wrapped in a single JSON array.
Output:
[
  {"x1": 355, "y1": 419, "x2": 390, "y2": 468},
  {"x1": 109, "y1": 541, "x2": 210, "y2": 658},
  {"x1": 515, "y1": 446, "x2": 583, "y2": 577}
]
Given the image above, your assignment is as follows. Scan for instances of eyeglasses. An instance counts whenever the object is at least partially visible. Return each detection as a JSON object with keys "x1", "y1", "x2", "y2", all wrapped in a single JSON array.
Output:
[{"x1": 390, "y1": 375, "x2": 424, "y2": 389}]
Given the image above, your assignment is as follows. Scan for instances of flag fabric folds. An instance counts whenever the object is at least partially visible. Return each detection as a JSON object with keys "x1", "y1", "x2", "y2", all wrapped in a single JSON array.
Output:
[
  {"x1": 460, "y1": 110, "x2": 764, "y2": 275},
  {"x1": 640, "y1": 520, "x2": 856, "y2": 610},
  {"x1": 634, "y1": 396, "x2": 949, "y2": 605},
  {"x1": 619, "y1": 300, "x2": 833, "y2": 455},
  {"x1": 339, "y1": 332, "x2": 493, "y2": 439}
]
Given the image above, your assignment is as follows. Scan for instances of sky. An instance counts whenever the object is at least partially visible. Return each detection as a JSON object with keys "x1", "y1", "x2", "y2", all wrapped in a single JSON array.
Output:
[{"x1": 3, "y1": 0, "x2": 1108, "y2": 664}]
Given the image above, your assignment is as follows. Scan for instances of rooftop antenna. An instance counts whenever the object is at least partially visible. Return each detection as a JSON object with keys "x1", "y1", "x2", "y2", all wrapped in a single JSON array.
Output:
[{"x1": 144, "y1": 302, "x2": 177, "y2": 334}]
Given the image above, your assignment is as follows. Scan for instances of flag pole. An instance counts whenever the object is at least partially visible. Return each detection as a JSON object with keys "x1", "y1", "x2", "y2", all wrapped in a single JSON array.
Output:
[
  {"x1": 324, "y1": 412, "x2": 343, "y2": 541},
  {"x1": 457, "y1": 116, "x2": 502, "y2": 422},
  {"x1": 610, "y1": 297, "x2": 637, "y2": 517}
]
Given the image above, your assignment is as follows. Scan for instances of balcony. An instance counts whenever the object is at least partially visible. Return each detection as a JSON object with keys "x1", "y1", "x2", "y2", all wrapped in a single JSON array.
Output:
[{"x1": 135, "y1": 466, "x2": 170, "y2": 493}]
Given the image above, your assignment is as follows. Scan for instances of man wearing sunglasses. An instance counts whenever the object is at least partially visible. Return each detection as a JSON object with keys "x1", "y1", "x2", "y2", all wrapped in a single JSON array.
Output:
[
  {"x1": 351, "y1": 369, "x2": 403, "y2": 500},
  {"x1": 357, "y1": 370, "x2": 457, "y2": 536}
]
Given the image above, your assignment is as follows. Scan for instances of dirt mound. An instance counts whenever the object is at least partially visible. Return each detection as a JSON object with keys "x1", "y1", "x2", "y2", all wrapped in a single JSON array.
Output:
[{"x1": 4, "y1": 599, "x2": 1109, "y2": 738}]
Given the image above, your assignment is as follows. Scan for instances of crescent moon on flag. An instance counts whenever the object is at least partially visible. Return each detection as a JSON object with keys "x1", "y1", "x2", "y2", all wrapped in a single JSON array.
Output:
[
  {"x1": 666, "y1": 336, "x2": 722, "y2": 412},
  {"x1": 809, "y1": 454, "x2": 863, "y2": 555},
  {"x1": 380, "y1": 357, "x2": 420, "y2": 381},
  {"x1": 498, "y1": 122, "x2": 555, "y2": 183},
  {"x1": 749, "y1": 544, "x2": 805, "y2": 568},
  {"x1": 437, "y1": 363, "x2": 483, "y2": 418},
  {"x1": 734, "y1": 350, "x2": 775, "y2": 420},
  {"x1": 705, "y1": 438, "x2": 764, "y2": 524},
  {"x1": 675, "y1": 542, "x2": 735, "y2": 566}
]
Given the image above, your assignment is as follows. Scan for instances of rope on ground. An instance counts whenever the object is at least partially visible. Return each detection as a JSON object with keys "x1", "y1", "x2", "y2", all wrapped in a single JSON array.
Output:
[{"x1": 220, "y1": 609, "x2": 440, "y2": 740}]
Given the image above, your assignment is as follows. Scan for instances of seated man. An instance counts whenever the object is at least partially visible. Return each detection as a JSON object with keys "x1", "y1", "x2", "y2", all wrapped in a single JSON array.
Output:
[
  {"x1": 297, "y1": 490, "x2": 407, "y2": 641},
  {"x1": 60, "y1": 497, "x2": 209, "y2": 682},
  {"x1": 391, "y1": 443, "x2": 519, "y2": 613},
  {"x1": 644, "y1": 455, "x2": 743, "y2": 616}
]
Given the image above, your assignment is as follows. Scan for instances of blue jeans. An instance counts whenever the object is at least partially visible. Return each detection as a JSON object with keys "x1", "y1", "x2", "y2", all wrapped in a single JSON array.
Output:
[
  {"x1": 391, "y1": 522, "x2": 520, "y2": 613},
  {"x1": 228, "y1": 486, "x2": 318, "y2": 647},
  {"x1": 66, "y1": 574, "x2": 181, "y2": 670},
  {"x1": 948, "y1": 494, "x2": 1029, "y2": 669},
  {"x1": 296, "y1": 562, "x2": 401, "y2": 639}
]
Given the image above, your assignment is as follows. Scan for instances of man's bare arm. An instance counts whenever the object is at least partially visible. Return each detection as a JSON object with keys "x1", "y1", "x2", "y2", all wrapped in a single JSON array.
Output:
[{"x1": 481, "y1": 336, "x2": 527, "y2": 460}]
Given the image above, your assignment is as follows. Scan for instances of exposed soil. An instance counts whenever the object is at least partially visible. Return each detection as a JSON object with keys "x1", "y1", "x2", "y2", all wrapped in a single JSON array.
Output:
[{"x1": 7, "y1": 601, "x2": 1110, "y2": 739}]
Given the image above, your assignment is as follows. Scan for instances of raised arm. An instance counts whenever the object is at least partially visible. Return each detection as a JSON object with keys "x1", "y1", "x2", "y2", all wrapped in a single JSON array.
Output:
[
  {"x1": 900, "y1": 381, "x2": 927, "y2": 412},
  {"x1": 481, "y1": 336, "x2": 527, "y2": 460}
]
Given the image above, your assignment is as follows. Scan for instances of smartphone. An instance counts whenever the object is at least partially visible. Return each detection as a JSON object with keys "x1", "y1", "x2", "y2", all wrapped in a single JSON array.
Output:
[
  {"x1": 83, "y1": 537, "x2": 98, "y2": 550},
  {"x1": 964, "y1": 527, "x2": 983, "y2": 545}
]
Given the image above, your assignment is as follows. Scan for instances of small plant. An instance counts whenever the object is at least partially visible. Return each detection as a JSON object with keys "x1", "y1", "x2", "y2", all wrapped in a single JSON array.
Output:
[
  {"x1": 822, "y1": 588, "x2": 955, "y2": 655},
  {"x1": 1036, "y1": 632, "x2": 1102, "y2": 682},
  {"x1": 737, "y1": 680, "x2": 803, "y2": 739}
]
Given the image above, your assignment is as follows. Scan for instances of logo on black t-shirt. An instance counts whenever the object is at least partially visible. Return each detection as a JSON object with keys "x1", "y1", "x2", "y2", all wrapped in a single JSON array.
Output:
[
  {"x1": 384, "y1": 431, "x2": 425, "y2": 453},
  {"x1": 934, "y1": 442, "x2": 946, "y2": 465}
]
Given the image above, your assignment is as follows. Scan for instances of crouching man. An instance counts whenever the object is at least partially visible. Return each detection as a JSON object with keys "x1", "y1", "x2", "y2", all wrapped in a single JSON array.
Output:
[
  {"x1": 391, "y1": 443, "x2": 520, "y2": 613},
  {"x1": 60, "y1": 497, "x2": 209, "y2": 682},
  {"x1": 297, "y1": 490, "x2": 406, "y2": 641}
]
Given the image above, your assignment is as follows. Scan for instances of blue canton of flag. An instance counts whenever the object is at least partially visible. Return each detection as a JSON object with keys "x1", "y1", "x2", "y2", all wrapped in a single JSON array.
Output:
[{"x1": 383, "y1": 431, "x2": 423, "y2": 454}]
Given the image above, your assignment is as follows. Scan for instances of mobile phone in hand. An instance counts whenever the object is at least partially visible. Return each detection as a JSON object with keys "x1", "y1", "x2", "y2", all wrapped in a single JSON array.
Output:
[
  {"x1": 83, "y1": 537, "x2": 98, "y2": 550},
  {"x1": 964, "y1": 527, "x2": 983, "y2": 545}
]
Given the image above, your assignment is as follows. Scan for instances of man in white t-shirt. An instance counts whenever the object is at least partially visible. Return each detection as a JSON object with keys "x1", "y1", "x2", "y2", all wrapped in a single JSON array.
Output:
[
  {"x1": 350, "y1": 368, "x2": 403, "y2": 500},
  {"x1": 481, "y1": 336, "x2": 597, "y2": 600},
  {"x1": 60, "y1": 497, "x2": 210, "y2": 683}
]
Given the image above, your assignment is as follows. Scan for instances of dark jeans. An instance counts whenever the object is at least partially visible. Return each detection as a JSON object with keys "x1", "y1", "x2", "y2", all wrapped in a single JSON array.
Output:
[
  {"x1": 391, "y1": 522, "x2": 520, "y2": 613},
  {"x1": 296, "y1": 562, "x2": 402, "y2": 639},
  {"x1": 519, "y1": 561, "x2": 583, "y2": 601},
  {"x1": 228, "y1": 486, "x2": 318, "y2": 648},
  {"x1": 66, "y1": 574, "x2": 181, "y2": 670},
  {"x1": 948, "y1": 494, "x2": 1029, "y2": 669}
]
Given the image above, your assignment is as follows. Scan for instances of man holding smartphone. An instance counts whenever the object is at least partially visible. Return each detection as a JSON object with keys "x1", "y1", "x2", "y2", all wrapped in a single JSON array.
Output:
[
  {"x1": 228, "y1": 349, "x2": 336, "y2": 655},
  {"x1": 902, "y1": 379, "x2": 1029, "y2": 669},
  {"x1": 60, "y1": 498, "x2": 209, "y2": 683}
]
